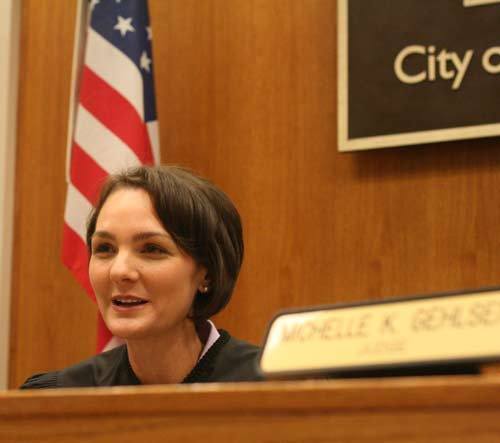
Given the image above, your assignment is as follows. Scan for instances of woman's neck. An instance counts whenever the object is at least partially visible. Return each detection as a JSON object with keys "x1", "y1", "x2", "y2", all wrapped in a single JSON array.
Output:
[{"x1": 125, "y1": 320, "x2": 202, "y2": 384}]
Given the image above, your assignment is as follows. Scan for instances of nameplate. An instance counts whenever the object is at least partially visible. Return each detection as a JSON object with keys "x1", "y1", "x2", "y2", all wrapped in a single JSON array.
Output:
[{"x1": 259, "y1": 288, "x2": 500, "y2": 377}]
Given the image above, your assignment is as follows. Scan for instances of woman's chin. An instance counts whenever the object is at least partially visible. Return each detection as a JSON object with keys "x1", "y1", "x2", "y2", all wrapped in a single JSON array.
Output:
[{"x1": 105, "y1": 318, "x2": 151, "y2": 341}]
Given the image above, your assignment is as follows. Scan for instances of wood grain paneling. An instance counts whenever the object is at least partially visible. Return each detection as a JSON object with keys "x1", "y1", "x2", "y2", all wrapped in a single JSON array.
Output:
[
  {"x1": 10, "y1": 0, "x2": 500, "y2": 387},
  {"x1": 2, "y1": 377, "x2": 500, "y2": 442},
  {"x1": 9, "y1": 0, "x2": 96, "y2": 388}
]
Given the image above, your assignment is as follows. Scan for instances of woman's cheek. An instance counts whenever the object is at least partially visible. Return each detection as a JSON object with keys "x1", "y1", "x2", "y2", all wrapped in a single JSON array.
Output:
[{"x1": 89, "y1": 260, "x2": 108, "y2": 293}]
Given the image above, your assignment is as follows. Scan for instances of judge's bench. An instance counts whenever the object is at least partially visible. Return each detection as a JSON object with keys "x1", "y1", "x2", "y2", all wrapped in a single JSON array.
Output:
[{"x1": 1, "y1": 375, "x2": 500, "y2": 442}]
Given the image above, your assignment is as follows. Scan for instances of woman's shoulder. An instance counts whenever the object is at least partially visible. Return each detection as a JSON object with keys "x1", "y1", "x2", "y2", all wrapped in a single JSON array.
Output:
[
  {"x1": 19, "y1": 371, "x2": 59, "y2": 389},
  {"x1": 19, "y1": 345, "x2": 136, "y2": 389},
  {"x1": 219, "y1": 331, "x2": 261, "y2": 364},
  {"x1": 184, "y1": 330, "x2": 263, "y2": 383}
]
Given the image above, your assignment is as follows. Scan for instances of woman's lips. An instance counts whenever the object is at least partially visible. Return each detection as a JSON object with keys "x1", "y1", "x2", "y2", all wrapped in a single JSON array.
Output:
[{"x1": 111, "y1": 295, "x2": 149, "y2": 311}]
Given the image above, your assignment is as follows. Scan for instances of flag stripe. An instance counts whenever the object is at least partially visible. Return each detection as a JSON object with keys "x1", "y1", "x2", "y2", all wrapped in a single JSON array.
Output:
[
  {"x1": 85, "y1": 28, "x2": 144, "y2": 119},
  {"x1": 146, "y1": 120, "x2": 160, "y2": 164},
  {"x1": 62, "y1": 223, "x2": 94, "y2": 298},
  {"x1": 74, "y1": 104, "x2": 141, "y2": 174},
  {"x1": 70, "y1": 143, "x2": 108, "y2": 206},
  {"x1": 80, "y1": 67, "x2": 154, "y2": 164},
  {"x1": 64, "y1": 183, "x2": 93, "y2": 242}
]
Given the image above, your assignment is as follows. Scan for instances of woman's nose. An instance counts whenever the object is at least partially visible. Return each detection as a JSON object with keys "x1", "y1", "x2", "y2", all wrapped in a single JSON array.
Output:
[{"x1": 109, "y1": 251, "x2": 139, "y2": 283}]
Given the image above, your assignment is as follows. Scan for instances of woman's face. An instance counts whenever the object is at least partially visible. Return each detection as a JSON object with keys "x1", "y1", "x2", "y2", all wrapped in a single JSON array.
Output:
[{"x1": 89, "y1": 187, "x2": 207, "y2": 341}]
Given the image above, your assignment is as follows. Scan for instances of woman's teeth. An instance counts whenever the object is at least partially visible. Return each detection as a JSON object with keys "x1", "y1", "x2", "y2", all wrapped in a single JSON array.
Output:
[{"x1": 112, "y1": 299, "x2": 147, "y2": 307}]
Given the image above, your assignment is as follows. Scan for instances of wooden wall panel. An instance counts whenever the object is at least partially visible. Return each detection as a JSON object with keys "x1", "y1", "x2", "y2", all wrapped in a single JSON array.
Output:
[
  {"x1": 10, "y1": 0, "x2": 500, "y2": 387},
  {"x1": 9, "y1": 0, "x2": 96, "y2": 388}
]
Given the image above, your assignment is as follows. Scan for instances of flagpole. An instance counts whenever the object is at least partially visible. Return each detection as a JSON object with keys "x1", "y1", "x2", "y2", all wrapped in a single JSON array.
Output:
[{"x1": 65, "y1": 0, "x2": 88, "y2": 183}]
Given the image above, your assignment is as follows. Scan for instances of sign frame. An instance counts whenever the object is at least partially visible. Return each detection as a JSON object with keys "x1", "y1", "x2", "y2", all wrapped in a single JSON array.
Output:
[{"x1": 337, "y1": 0, "x2": 500, "y2": 152}]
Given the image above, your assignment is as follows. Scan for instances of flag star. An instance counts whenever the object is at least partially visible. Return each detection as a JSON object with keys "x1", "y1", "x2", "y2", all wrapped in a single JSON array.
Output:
[
  {"x1": 146, "y1": 26, "x2": 152, "y2": 40},
  {"x1": 140, "y1": 51, "x2": 152, "y2": 72},
  {"x1": 90, "y1": 0, "x2": 100, "y2": 11},
  {"x1": 114, "y1": 16, "x2": 135, "y2": 37}
]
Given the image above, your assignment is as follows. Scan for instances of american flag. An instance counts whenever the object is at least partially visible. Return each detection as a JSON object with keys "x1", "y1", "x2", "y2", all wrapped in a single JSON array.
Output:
[{"x1": 62, "y1": 0, "x2": 160, "y2": 352}]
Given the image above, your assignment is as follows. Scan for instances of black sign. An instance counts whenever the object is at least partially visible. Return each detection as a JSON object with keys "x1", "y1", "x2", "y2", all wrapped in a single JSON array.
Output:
[{"x1": 338, "y1": 0, "x2": 500, "y2": 151}]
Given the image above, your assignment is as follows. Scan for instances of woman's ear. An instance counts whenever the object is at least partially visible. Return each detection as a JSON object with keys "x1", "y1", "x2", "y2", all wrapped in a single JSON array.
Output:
[{"x1": 198, "y1": 273, "x2": 210, "y2": 294}]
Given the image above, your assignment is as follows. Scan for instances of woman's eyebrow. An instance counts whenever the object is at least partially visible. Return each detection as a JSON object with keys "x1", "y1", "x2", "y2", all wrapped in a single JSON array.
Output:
[
  {"x1": 92, "y1": 231, "x2": 114, "y2": 240},
  {"x1": 133, "y1": 231, "x2": 170, "y2": 241},
  {"x1": 92, "y1": 231, "x2": 169, "y2": 241}
]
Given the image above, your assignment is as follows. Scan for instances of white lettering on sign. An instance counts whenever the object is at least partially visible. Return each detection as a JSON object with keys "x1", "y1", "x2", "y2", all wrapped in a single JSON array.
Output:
[
  {"x1": 482, "y1": 46, "x2": 500, "y2": 74},
  {"x1": 394, "y1": 45, "x2": 474, "y2": 90},
  {"x1": 393, "y1": 45, "x2": 427, "y2": 84}
]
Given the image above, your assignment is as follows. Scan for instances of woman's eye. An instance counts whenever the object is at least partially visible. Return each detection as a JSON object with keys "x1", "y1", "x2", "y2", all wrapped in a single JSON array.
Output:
[
  {"x1": 92, "y1": 243, "x2": 115, "y2": 255},
  {"x1": 141, "y1": 243, "x2": 167, "y2": 255}
]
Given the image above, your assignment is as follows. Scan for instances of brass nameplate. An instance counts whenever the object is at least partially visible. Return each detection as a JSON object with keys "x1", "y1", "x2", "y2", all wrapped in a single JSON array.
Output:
[{"x1": 260, "y1": 289, "x2": 500, "y2": 377}]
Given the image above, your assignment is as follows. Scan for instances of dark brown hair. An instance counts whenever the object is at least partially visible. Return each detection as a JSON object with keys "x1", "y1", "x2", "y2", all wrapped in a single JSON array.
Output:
[{"x1": 86, "y1": 165, "x2": 244, "y2": 320}]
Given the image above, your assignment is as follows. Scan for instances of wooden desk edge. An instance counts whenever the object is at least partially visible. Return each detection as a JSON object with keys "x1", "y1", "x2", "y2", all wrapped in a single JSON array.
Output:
[{"x1": 2, "y1": 375, "x2": 500, "y2": 417}]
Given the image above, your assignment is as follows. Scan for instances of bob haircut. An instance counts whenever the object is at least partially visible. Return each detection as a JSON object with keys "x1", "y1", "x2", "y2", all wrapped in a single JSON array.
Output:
[{"x1": 86, "y1": 165, "x2": 244, "y2": 320}]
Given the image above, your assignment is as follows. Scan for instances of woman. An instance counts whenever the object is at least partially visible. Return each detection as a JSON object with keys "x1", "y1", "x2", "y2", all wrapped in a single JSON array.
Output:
[{"x1": 21, "y1": 165, "x2": 261, "y2": 388}]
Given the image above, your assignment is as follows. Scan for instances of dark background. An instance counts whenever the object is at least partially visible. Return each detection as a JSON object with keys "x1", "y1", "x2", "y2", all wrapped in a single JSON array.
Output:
[{"x1": 348, "y1": 0, "x2": 500, "y2": 138}]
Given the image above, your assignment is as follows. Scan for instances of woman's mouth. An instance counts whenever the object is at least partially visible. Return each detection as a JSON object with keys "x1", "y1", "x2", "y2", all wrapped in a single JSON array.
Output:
[{"x1": 111, "y1": 296, "x2": 149, "y2": 309}]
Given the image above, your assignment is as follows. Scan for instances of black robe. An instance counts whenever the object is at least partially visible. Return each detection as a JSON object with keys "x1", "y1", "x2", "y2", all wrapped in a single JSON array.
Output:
[{"x1": 20, "y1": 330, "x2": 262, "y2": 388}]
